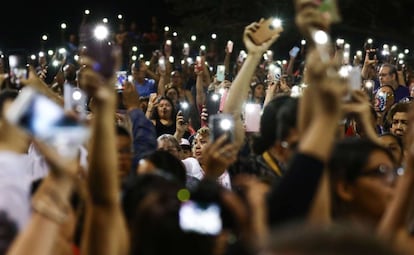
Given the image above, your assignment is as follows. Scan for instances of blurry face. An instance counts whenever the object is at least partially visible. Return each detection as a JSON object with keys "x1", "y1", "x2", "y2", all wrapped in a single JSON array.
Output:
[
  {"x1": 390, "y1": 112, "x2": 408, "y2": 138},
  {"x1": 116, "y1": 135, "x2": 132, "y2": 179},
  {"x1": 378, "y1": 66, "x2": 394, "y2": 86},
  {"x1": 349, "y1": 150, "x2": 396, "y2": 222},
  {"x1": 136, "y1": 158, "x2": 156, "y2": 175},
  {"x1": 192, "y1": 133, "x2": 209, "y2": 162},
  {"x1": 171, "y1": 72, "x2": 182, "y2": 87},
  {"x1": 157, "y1": 139, "x2": 181, "y2": 159},
  {"x1": 181, "y1": 147, "x2": 192, "y2": 159},
  {"x1": 166, "y1": 88, "x2": 179, "y2": 104},
  {"x1": 157, "y1": 99, "x2": 173, "y2": 119},
  {"x1": 378, "y1": 135, "x2": 403, "y2": 165},
  {"x1": 132, "y1": 67, "x2": 145, "y2": 81},
  {"x1": 253, "y1": 84, "x2": 265, "y2": 99}
]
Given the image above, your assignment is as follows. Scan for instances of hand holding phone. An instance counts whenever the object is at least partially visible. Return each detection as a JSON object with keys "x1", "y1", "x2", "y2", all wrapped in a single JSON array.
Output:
[
  {"x1": 209, "y1": 113, "x2": 234, "y2": 144},
  {"x1": 6, "y1": 87, "x2": 90, "y2": 159},
  {"x1": 248, "y1": 17, "x2": 283, "y2": 45},
  {"x1": 8, "y1": 54, "x2": 29, "y2": 87},
  {"x1": 289, "y1": 46, "x2": 300, "y2": 58}
]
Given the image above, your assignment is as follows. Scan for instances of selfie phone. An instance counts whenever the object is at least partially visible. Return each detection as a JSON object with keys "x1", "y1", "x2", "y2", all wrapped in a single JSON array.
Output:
[
  {"x1": 8, "y1": 54, "x2": 28, "y2": 86},
  {"x1": 209, "y1": 113, "x2": 234, "y2": 144},
  {"x1": 179, "y1": 200, "x2": 222, "y2": 235},
  {"x1": 6, "y1": 87, "x2": 91, "y2": 158},
  {"x1": 78, "y1": 22, "x2": 117, "y2": 79},
  {"x1": 249, "y1": 17, "x2": 283, "y2": 45},
  {"x1": 216, "y1": 65, "x2": 225, "y2": 82}
]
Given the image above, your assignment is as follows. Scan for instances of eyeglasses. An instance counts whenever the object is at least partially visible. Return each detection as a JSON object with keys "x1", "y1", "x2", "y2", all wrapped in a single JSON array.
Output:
[{"x1": 358, "y1": 165, "x2": 404, "y2": 184}]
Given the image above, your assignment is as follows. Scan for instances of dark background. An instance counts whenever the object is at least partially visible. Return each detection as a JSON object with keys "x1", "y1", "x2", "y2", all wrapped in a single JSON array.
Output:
[{"x1": 1, "y1": 0, "x2": 413, "y2": 64}]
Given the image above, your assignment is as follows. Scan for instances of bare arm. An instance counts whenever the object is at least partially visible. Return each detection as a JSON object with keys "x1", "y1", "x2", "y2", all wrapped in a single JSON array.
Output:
[
  {"x1": 223, "y1": 20, "x2": 283, "y2": 149},
  {"x1": 79, "y1": 58, "x2": 129, "y2": 255}
]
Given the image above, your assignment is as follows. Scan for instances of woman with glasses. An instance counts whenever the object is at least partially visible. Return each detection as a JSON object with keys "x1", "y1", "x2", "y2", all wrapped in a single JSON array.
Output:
[{"x1": 328, "y1": 137, "x2": 401, "y2": 230}]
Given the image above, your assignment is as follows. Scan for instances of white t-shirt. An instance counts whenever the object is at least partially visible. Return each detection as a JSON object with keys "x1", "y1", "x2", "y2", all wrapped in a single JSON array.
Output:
[{"x1": 181, "y1": 157, "x2": 232, "y2": 190}]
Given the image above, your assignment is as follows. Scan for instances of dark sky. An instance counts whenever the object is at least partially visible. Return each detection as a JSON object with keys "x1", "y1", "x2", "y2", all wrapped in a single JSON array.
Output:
[{"x1": 0, "y1": 1, "x2": 167, "y2": 54}]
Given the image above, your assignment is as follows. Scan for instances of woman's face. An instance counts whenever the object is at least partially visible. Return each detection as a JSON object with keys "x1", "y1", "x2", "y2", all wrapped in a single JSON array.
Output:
[
  {"x1": 192, "y1": 133, "x2": 209, "y2": 162},
  {"x1": 253, "y1": 84, "x2": 265, "y2": 98},
  {"x1": 166, "y1": 88, "x2": 179, "y2": 104},
  {"x1": 347, "y1": 150, "x2": 397, "y2": 222},
  {"x1": 157, "y1": 99, "x2": 173, "y2": 119}
]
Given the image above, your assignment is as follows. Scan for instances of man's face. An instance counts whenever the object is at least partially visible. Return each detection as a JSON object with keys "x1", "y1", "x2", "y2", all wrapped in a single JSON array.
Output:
[
  {"x1": 116, "y1": 135, "x2": 132, "y2": 179},
  {"x1": 390, "y1": 112, "x2": 408, "y2": 137},
  {"x1": 378, "y1": 66, "x2": 394, "y2": 86}
]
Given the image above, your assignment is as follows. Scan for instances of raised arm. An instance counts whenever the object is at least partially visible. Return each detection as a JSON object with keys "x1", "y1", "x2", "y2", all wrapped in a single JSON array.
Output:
[
  {"x1": 223, "y1": 19, "x2": 283, "y2": 149},
  {"x1": 79, "y1": 55, "x2": 129, "y2": 255}
]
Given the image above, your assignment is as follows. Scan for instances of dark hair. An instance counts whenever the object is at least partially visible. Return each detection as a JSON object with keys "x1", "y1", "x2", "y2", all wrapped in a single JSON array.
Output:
[
  {"x1": 0, "y1": 210, "x2": 18, "y2": 254},
  {"x1": 122, "y1": 174, "x2": 216, "y2": 255},
  {"x1": 386, "y1": 101, "x2": 410, "y2": 122},
  {"x1": 142, "y1": 150, "x2": 187, "y2": 185},
  {"x1": 381, "y1": 63, "x2": 398, "y2": 80},
  {"x1": 252, "y1": 95, "x2": 298, "y2": 154},
  {"x1": 328, "y1": 137, "x2": 395, "y2": 218},
  {"x1": 150, "y1": 95, "x2": 177, "y2": 121},
  {"x1": 116, "y1": 124, "x2": 131, "y2": 138},
  {"x1": 329, "y1": 137, "x2": 394, "y2": 182}
]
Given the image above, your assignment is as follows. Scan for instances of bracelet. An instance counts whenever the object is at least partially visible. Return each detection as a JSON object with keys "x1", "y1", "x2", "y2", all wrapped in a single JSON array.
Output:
[{"x1": 31, "y1": 190, "x2": 70, "y2": 224}]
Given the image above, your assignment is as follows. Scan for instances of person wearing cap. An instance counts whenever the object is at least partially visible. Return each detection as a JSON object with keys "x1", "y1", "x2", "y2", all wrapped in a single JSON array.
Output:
[{"x1": 179, "y1": 138, "x2": 192, "y2": 159}]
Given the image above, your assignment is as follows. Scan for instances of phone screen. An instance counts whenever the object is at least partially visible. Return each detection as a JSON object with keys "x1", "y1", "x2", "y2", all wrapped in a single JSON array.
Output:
[
  {"x1": 216, "y1": 65, "x2": 225, "y2": 82},
  {"x1": 6, "y1": 87, "x2": 90, "y2": 158},
  {"x1": 209, "y1": 113, "x2": 234, "y2": 144},
  {"x1": 179, "y1": 200, "x2": 222, "y2": 235},
  {"x1": 8, "y1": 54, "x2": 28, "y2": 86}
]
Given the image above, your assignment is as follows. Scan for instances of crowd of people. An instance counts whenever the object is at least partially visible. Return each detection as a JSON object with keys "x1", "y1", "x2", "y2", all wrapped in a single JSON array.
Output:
[{"x1": 0, "y1": 1, "x2": 414, "y2": 255}]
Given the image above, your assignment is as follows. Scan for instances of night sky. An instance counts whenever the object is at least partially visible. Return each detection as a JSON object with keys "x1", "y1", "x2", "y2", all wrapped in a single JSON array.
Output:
[{"x1": 0, "y1": 1, "x2": 167, "y2": 53}]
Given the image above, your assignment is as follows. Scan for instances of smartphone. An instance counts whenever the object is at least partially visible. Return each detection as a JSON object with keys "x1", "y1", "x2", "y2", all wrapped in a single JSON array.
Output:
[
  {"x1": 158, "y1": 56, "x2": 166, "y2": 72},
  {"x1": 216, "y1": 65, "x2": 225, "y2": 82},
  {"x1": 226, "y1": 40, "x2": 233, "y2": 53},
  {"x1": 8, "y1": 54, "x2": 28, "y2": 86},
  {"x1": 289, "y1": 46, "x2": 300, "y2": 58},
  {"x1": 179, "y1": 101, "x2": 191, "y2": 124},
  {"x1": 63, "y1": 83, "x2": 88, "y2": 120},
  {"x1": 115, "y1": 71, "x2": 128, "y2": 90},
  {"x1": 195, "y1": 56, "x2": 204, "y2": 73},
  {"x1": 209, "y1": 113, "x2": 234, "y2": 144},
  {"x1": 6, "y1": 87, "x2": 90, "y2": 158},
  {"x1": 248, "y1": 17, "x2": 283, "y2": 45},
  {"x1": 78, "y1": 22, "x2": 117, "y2": 79},
  {"x1": 244, "y1": 103, "x2": 261, "y2": 133},
  {"x1": 368, "y1": 49, "x2": 377, "y2": 60},
  {"x1": 179, "y1": 200, "x2": 222, "y2": 235},
  {"x1": 206, "y1": 92, "x2": 221, "y2": 118}
]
